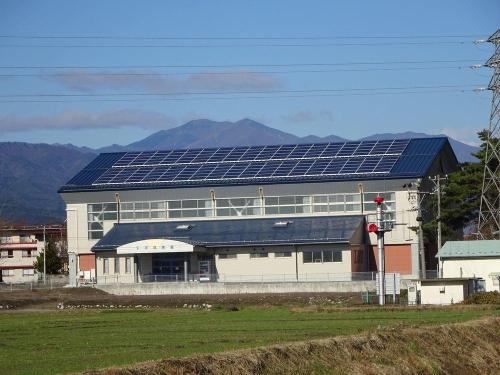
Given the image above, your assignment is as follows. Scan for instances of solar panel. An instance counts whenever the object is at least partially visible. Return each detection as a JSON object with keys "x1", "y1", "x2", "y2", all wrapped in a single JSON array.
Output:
[{"x1": 67, "y1": 138, "x2": 420, "y2": 189}]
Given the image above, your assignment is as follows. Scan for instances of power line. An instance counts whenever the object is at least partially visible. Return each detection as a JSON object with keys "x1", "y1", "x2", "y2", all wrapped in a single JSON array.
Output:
[
  {"x1": 0, "y1": 84, "x2": 480, "y2": 98},
  {"x1": 0, "y1": 65, "x2": 473, "y2": 78},
  {"x1": 0, "y1": 34, "x2": 486, "y2": 40},
  {"x1": 0, "y1": 41, "x2": 475, "y2": 48},
  {"x1": 0, "y1": 88, "x2": 478, "y2": 104},
  {"x1": 0, "y1": 59, "x2": 483, "y2": 70}
]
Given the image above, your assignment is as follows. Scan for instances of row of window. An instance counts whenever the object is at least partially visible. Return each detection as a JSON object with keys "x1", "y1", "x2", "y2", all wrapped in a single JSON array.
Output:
[
  {"x1": 1, "y1": 269, "x2": 34, "y2": 276},
  {"x1": 88, "y1": 192, "x2": 396, "y2": 239},
  {"x1": 218, "y1": 251, "x2": 293, "y2": 259},
  {"x1": 0, "y1": 250, "x2": 37, "y2": 258},
  {"x1": 219, "y1": 250, "x2": 343, "y2": 263},
  {"x1": 303, "y1": 250, "x2": 342, "y2": 263},
  {"x1": 102, "y1": 257, "x2": 132, "y2": 275},
  {"x1": 0, "y1": 236, "x2": 33, "y2": 244}
]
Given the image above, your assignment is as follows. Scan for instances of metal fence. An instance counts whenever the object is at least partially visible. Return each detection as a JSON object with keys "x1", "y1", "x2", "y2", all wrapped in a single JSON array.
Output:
[
  {"x1": 96, "y1": 271, "x2": 385, "y2": 285},
  {"x1": 0, "y1": 275, "x2": 69, "y2": 292}
]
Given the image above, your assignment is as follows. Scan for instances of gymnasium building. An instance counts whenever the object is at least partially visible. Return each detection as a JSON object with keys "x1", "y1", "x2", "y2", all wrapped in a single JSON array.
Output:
[{"x1": 59, "y1": 137, "x2": 458, "y2": 285}]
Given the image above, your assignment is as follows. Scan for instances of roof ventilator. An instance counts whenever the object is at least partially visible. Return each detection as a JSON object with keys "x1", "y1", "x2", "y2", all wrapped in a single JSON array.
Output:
[
  {"x1": 175, "y1": 224, "x2": 194, "y2": 231},
  {"x1": 273, "y1": 220, "x2": 293, "y2": 228}
]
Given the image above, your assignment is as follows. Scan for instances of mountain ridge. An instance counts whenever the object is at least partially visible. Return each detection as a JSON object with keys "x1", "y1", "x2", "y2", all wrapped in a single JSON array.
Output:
[{"x1": 0, "y1": 119, "x2": 479, "y2": 224}]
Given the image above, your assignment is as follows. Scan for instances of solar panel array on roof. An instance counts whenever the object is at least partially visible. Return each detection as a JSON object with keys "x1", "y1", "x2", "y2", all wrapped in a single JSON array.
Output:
[
  {"x1": 59, "y1": 137, "x2": 454, "y2": 192},
  {"x1": 92, "y1": 140, "x2": 408, "y2": 185}
]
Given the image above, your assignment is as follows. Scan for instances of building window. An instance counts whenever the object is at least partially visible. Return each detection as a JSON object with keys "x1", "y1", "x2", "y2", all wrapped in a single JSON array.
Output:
[
  {"x1": 114, "y1": 257, "x2": 120, "y2": 274},
  {"x1": 218, "y1": 253, "x2": 237, "y2": 259},
  {"x1": 216, "y1": 197, "x2": 260, "y2": 217},
  {"x1": 250, "y1": 252, "x2": 268, "y2": 258},
  {"x1": 22, "y1": 250, "x2": 34, "y2": 258},
  {"x1": 7, "y1": 250, "x2": 13, "y2": 258},
  {"x1": 125, "y1": 258, "x2": 131, "y2": 274},
  {"x1": 345, "y1": 194, "x2": 361, "y2": 212},
  {"x1": 303, "y1": 250, "x2": 342, "y2": 263},
  {"x1": 274, "y1": 251, "x2": 292, "y2": 258},
  {"x1": 168, "y1": 199, "x2": 213, "y2": 219},
  {"x1": 23, "y1": 269, "x2": 34, "y2": 276},
  {"x1": 264, "y1": 196, "x2": 311, "y2": 215},
  {"x1": 2, "y1": 269, "x2": 14, "y2": 276},
  {"x1": 88, "y1": 203, "x2": 117, "y2": 239},
  {"x1": 103, "y1": 258, "x2": 109, "y2": 274}
]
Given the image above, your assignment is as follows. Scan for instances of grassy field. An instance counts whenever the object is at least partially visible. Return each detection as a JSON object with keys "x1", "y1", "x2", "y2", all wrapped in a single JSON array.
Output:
[{"x1": 0, "y1": 306, "x2": 498, "y2": 375}]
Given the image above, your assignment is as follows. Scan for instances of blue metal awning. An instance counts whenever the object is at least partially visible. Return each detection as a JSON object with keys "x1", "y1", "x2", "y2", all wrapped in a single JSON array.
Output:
[{"x1": 92, "y1": 215, "x2": 366, "y2": 251}]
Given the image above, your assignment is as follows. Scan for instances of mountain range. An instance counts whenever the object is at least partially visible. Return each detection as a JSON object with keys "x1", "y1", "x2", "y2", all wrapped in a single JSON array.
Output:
[{"x1": 0, "y1": 119, "x2": 479, "y2": 224}]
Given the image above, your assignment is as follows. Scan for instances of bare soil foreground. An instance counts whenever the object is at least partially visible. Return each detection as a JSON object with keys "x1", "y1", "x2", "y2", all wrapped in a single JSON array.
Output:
[
  {"x1": 0, "y1": 287, "x2": 360, "y2": 309},
  {"x1": 86, "y1": 317, "x2": 500, "y2": 375}
]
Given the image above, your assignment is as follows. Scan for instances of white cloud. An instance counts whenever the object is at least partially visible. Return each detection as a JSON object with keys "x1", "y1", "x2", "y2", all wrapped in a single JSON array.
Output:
[
  {"x1": 282, "y1": 110, "x2": 335, "y2": 124},
  {"x1": 437, "y1": 126, "x2": 483, "y2": 146},
  {"x1": 0, "y1": 109, "x2": 180, "y2": 132},
  {"x1": 44, "y1": 69, "x2": 283, "y2": 93}
]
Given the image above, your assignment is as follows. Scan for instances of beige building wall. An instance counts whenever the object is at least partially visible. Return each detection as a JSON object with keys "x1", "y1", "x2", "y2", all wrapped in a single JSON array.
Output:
[
  {"x1": 95, "y1": 251, "x2": 136, "y2": 284},
  {"x1": 441, "y1": 258, "x2": 500, "y2": 292},
  {"x1": 215, "y1": 244, "x2": 356, "y2": 282},
  {"x1": 1, "y1": 234, "x2": 39, "y2": 283}
]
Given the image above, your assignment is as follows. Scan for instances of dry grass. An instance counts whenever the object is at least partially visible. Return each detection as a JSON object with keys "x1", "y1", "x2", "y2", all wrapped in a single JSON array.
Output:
[{"x1": 86, "y1": 316, "x2": 500, "y2": 375}]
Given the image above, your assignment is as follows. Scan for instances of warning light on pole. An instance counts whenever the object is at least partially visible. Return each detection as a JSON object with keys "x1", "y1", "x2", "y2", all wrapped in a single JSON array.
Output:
[{"x1": 367, "y1": 223, "x2": 378, "y2": 233}]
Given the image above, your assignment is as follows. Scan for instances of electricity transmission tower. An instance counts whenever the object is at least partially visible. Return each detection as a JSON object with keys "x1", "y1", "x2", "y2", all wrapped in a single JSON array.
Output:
[{"x1": 478, "y1": 29, "x2": 500, "y2": 240}]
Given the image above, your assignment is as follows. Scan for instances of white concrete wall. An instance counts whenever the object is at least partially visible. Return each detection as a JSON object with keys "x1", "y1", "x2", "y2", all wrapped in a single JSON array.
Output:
[
  {"x1": 96, "y1": 252, "x2": 136, "y2": 284},
  {"x1": 441, "y1": 258, "x2": 500, "y2": 292},
  {"x1": 418, "y1": 281, "x2": 469, "y2": 305},
  {"x1": 96, "y1": 280, "x2": 376, "y2": 295}
]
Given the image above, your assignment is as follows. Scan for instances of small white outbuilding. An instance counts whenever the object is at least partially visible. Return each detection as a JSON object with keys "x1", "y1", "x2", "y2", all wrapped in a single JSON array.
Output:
[
  {"x1": 408, "y1": 278, "x2": 477, "y2": 305},
  {"x1": 436, "y1": 240, "x2": 500, "y2": 292}
]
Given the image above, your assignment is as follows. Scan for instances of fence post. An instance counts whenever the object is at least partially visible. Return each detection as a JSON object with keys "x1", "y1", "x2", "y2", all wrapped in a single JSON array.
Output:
[
  {"x1": 393, "y1": 273, "x2": 396, "y2": 304},
  {"x1": 10, "y1": 283, "x2": 12, "y2": 292},
  {"x1": 30, "y1": 282, "x2": 33, "y2": 291}
]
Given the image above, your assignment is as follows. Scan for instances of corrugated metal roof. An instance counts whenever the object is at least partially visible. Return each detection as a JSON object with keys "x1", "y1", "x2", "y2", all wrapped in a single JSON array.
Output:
[
  {"x1": 60, "y1": 137, "x2": 456, "y2": 193},
  {"x1": 436, "y1": 240, "x2": 500, "y2": 258},
  {"x1": 92, "y1": 215, "x2": 365, "y2": 251}
]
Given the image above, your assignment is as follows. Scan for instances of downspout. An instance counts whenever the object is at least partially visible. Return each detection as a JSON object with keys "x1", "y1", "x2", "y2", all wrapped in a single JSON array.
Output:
[
  {"x1": 94, "y1": 253, "x2": 98, "y2": 285},
  {"x1": 294, "y1": 245, "x2": 299, "y2": 282}
]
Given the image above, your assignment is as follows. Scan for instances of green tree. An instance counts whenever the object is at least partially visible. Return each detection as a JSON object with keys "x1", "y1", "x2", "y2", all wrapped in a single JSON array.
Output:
[
  {"x1": 34, "y1": 237, "x2": 62, "y2": 274},
  {"x1": 423, "y1": 130, "x2": 495, "y2": 247}
]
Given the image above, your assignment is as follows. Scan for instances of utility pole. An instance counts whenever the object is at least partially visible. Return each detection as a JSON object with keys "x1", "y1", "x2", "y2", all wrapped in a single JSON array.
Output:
[
  {"x1": 375, "y1": 196, "x2": 385, "y2": 305},
  {"x1": 430, "y1": 175, "x2": 447, "y2": 251},
  {"x1": 478, "y1": 29, "x2": 500, "y2": 239},
  {"x1": 368, "y1": 195, "x2": 392, "y2": 305},
  {"x1": 405, "y1": 181, "x2": 432, "y2": 279},
  {"x1": 43, "y1": 225, "x2": 46, "y2": 285}
]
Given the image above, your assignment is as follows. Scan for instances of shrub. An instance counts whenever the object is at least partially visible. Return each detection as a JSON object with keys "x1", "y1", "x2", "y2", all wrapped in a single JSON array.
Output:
[{"x1": 464, "y1": 291, "x2": 500, "y2": 305}]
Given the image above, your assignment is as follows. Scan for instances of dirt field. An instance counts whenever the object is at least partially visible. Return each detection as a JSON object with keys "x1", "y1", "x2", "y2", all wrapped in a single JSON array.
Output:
[
  {"x1": 86, "y1": 316, "x2": 500, "y2": 375},
  {"x1": 0, "y1": 287, "x2": 361, "y2": 310}
]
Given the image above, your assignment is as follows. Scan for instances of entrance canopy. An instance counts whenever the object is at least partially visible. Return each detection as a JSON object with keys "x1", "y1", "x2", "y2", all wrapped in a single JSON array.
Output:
[
  {"x1": 91, "y1": 215, "x2": 365, "y2": 252},
  {"x1": 117, "y1": 238, "x2": 194, "y2": 255}
]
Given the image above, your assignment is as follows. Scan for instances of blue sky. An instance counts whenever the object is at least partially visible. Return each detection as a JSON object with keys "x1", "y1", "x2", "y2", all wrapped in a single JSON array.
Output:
[{"x1": 0, "y1": 1, "x2": 498, "y2": 148}]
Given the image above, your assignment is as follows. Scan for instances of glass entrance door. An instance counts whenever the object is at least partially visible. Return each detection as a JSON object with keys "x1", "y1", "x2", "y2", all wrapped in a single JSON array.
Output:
[{"x1": 152, "y1": 253, "x2": 187, "y2": 280}]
